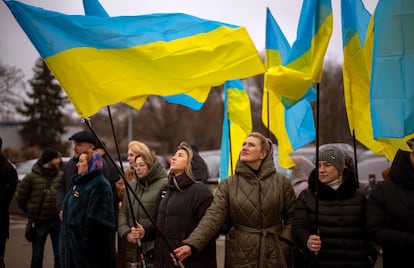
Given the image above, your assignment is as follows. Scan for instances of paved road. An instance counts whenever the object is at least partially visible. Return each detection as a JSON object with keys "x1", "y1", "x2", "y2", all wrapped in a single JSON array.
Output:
[
  {"x1": 5, "y1": 214, "x2": 54, "y2": 268},
  {"x1": 4, "y1": 214, "x2": 225, "y2": 268},
  {"x1": 4, "y1": 213, "x2": 380, "y2": 268}
]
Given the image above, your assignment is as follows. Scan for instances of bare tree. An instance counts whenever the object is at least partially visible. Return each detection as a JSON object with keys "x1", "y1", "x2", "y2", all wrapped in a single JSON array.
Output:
[{"x1": 0, "y1": 61, "x2": 25, "y2": 120}]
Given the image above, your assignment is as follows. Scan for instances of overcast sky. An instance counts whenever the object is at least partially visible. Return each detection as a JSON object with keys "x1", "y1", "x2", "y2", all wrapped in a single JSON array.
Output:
[{"x1": 0, "y1": 0, "x2": 378, "y2": 81}]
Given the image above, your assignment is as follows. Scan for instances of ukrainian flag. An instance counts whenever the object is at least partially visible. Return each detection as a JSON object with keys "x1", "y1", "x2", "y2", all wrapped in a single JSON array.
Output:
[
  {"x1": 5, "y1": 0, "x2": 264, "y2": 117},
  {"x1": 341, "y1": 0, "x2": 401, "y2": 160},
  {"x1": 265, "y1": 0, "x2": 332, "y2": 104},
  {"x1": 80, "y1": 0, "x2": 211, "y2": 111},
  {"x1": 220, "y1": 80, "x2": 252, "y2": 181},
  {"x1": 370, "y1": 0, "x2": 414, "y2": 144},
  {"x1": 263, "y1": 7, "x2": 316, "y2": 169}
]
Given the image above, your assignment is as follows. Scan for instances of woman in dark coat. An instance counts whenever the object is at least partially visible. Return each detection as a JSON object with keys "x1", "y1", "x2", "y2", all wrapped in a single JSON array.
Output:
[
  {"x1": 293, "y1": 145, "x2": 376, "y2": 268},
  {"x1": 367, "y1": 148, "x2": 414, "y2": 268},
  {"x1": 60, "y1": 149, "x2": 115, "y2": 268},
  {"x1": 134, "y1": 142, "x2": 215, "y2": 268}
]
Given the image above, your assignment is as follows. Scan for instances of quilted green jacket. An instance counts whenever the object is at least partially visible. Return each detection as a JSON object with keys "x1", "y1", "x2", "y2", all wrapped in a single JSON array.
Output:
[
  {"x1": 184, "y1": 144, "x2": 296, "y2": 268},
  {"x1": 16, "y1": 161, "x2": 61, "y2": 220}
]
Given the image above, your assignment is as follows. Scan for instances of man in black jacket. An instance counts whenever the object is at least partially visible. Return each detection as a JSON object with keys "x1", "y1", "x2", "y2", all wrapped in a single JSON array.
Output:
[{"x1": 0, "y1": 137, "x2": 18, "y2": 268}]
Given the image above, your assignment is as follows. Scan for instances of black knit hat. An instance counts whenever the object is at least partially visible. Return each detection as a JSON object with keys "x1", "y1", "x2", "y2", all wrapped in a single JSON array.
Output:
[
  {"x1": 40, "y1": 148, "x2": 59, "y2": 165},
  {"x1": 319, "y1": 145, "x2": 345, "y2": 175}
]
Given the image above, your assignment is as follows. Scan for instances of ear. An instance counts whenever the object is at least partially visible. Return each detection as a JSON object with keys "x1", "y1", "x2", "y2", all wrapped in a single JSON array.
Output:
[{"x1": 259, "y1": 151, "x2": 267, "y2": 160}]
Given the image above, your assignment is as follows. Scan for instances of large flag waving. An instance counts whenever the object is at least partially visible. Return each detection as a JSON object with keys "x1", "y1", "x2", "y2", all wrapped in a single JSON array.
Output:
[
  {"x1": 80, "y1": 0, "x2": 211, "y2": 111},
  {"x1": 370, "y1": 0, "x2": 414, "y2": 144},
  {"x1": 265, "y1": 0, "x2": 332, "y2": 104},
  {"x1": 5, "y1": 0, "x2": 264, "y2": 117},
  {"x1": 263, "y1": 7, "x2": 316, "y2": 168},
  {"x1": 341, "y1": 0, "x2": 399, "y2": 160},
  {"x1": 220, "y1": 80, "x2": 252, "y2": 180}
]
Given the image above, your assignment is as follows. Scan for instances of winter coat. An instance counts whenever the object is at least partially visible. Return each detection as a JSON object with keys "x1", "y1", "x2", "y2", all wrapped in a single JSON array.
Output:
[
  {"x1": 56, "y1": 156, "x2": 120, "y2": 220},
  {"x1": 144, "y1": 172, "x2": 215, "y2": 268},
  {"x1": 60, "y1": 169, "x2": 115, "y2": 268},
  {"x1": 0, "y1": 155, "x2": 18, "y2": 239},
  {"x1": 118, "y1": 158, "x2": 167, "y2": 263},
  {"x1": 183, "y1": 144, "x2": 296, "y2": 268},
  {"x1": 16, "y1": 161, "x2": 61, "y2": 221},
  {"x1": 293, "y1": 167, "x2": 375, "y2": 268},
  {"x1": 367, "y1": 149, "x2": 414, "y2": 268}
]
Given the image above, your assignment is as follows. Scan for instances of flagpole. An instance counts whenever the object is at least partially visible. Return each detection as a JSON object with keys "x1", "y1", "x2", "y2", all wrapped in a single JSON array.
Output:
[
  {"x1": 227, "y1": 117, "x2": 234, "y2": 173},
  {"x1": 106, "y1": 106, "x2": 148, "y2": 268},
  {"x1": 352, "y1": 130, "x2": 359, "y2": 185},
  {"x1": 315, "y1": 83, "x2": 320, "y2": 234},
  {"x1": 83, "y1": 118, "x2": 185, "y2": 268},
  {"x1": 266, "y1": 90, "x2": 270, "y2": 138}
]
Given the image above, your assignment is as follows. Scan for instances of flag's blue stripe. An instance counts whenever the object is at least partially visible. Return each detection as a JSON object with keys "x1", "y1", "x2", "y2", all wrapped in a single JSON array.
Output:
[
  {"x1": 220, "y1": 86, "x2": 230, "y2": 180},
  {"x1": 265, "y1": 7, "x2": 290, "y2": 63},
  {"x1": 6, "y1": 0, "x2": 238, "y2": 58},
  {"x1": 286, "y1": 0, "x2": 332, "y2": 65},
  {"x1": 162, "y1": 95, "x2": 204, "y2": 111},
  {"x1": 341, "y1": 0, "x2": 370, "y2": 48},
  {"x1": 285, "y1": 97, "x2": 316, "y2": 150},
  {"x1": 224, "y1": 79, "x2": 244, "y2": 91}
]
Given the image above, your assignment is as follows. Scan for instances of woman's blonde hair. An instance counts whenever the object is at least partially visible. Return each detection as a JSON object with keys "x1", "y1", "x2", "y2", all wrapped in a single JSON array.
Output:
[
  {"x1": 248, "y1": 132, "x2": 272, "y2": 155},
  {"x1": 176, "y1": 141, "x2": 194, "y2": 179},
  {"x1": 128, "y1": 140, "x2": 151, "y2": 156}
]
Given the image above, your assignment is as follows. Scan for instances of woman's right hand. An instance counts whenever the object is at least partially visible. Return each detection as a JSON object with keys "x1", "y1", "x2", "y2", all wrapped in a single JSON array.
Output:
[
  {"x1": 127, "y1": 222, "x2": 145, "y2": 244},
  {"x1": 307, "y1": 234, "x2": 321, "y2": 252}
]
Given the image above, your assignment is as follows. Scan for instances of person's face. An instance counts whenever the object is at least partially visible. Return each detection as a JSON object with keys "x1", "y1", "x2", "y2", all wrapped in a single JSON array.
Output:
[
  {"x1": 50, "y1": 157, "x2": 61, "y2": 169},
  {"x1": 318, "y1": 161, "x2": 340, "y2": 184},
  {"x1": 169, "y1": 149, "x2": 188, "y2": 176},
  {"x1": 239, "y1": 136, "x2": 266, "y2": 169},
  {"x1": 76, "y1": 153, "x2": 89, "y2": 175},
  {"x1": 134, "y1": 156, "x2": 149, "y2": 179},
  {"x1": 73, "y1": 141, "x2": 94, "y2": 158},
  {"x1": 127, "y1": 148, "x2": 136, "y2": 167}
]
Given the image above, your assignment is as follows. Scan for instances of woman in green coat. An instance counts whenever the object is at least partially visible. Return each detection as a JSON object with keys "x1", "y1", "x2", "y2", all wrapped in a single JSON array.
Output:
[
  {"x1": 173, "y1": 132, "x2": 296, "y2": 268},
  {"x1": 118, "y1": 149, "x2": 167, "y2": 267}
]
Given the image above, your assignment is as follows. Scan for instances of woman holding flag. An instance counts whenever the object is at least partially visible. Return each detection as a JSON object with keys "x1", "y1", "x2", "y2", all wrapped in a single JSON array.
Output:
[{"x1": 293, "y1": 145, "x2": 377, "y2": 268}]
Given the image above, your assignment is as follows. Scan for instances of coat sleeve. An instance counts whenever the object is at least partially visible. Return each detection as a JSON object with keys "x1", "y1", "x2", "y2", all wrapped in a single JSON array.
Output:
[
  {"x1": 15, "y1": 174, "x2": 32, "y2": 214},
  {"x1": 279, "y1": 175, "x2": 296, "y2": 246},
  {"x1": 367, "y1": 183, "x2": 414, "y2": 247},
  {"x1": 183, "y1": 178, "x2": 231, "y2": 252},
  {"x1": 293, "y1": 192, "x2": 313, "y2": 252}
]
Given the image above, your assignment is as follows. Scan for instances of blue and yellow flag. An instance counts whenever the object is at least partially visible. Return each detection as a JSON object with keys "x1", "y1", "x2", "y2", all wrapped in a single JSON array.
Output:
[
  {"x1": 263, "y1": 7, "x2": 316, "y2": 168},
  {"x1": 5, "y1": 0, "x2": 264, "y2": 117},
  {"x1": 341, "y1": 0, "x2": 400, "y2": 160},
  {"x1": 80, "y1": 0, "x2": 211, "y2": 111},
  {"x1": 370, "y1": 0, "x2": 414, "y2": 144},
  {"x1": 265, "y1": 0, "x2": 332, "y2": 104},
  {"x1": 161, "y1": 87, "x2": 211, "y2": 111},
  {"x1": 220, "y1": 80, "x2": 252, "y2": 181}
]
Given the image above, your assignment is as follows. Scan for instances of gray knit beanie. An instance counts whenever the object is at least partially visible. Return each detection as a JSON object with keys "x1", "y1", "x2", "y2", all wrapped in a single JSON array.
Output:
[{"x1": 319, "y1": 145, "x2": 345, "y2": 175}]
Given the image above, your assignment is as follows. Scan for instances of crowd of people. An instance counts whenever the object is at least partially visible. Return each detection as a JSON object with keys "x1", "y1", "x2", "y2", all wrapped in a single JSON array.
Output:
[{"x1": 1, "y1": 131, "x2": 414, "y2": 268}]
